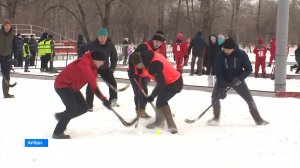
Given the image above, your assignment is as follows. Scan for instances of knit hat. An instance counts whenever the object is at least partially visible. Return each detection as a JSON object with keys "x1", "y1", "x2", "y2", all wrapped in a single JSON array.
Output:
[
  {"x1": 176, "y1": 33, "x2": 183, "y2": 40},
  {"x1": 131, "y1": 52, "x2": 142, "y2": 66},
  {"x1": 217, "y1": 34, "x2": 225, "y2": 45},
  {"x1": 223, "y1": 37, "x2": 235, "y2": 49},
  {"x1": 2, "y1": 19, "x2": 11, "y2": 25},
  {"x1": 152, "y1": 33, "x2": 165, "y2": 42},
  {"x1": 298, "y1": 42, "x2": 300, "y2": 47},
  {"x1": 258, "y1": 38, "x2": 263, "y2": 44},
  {"x1": 97, "y1": 28, "x2": 108, "y2": 37},
  {"x1": 91, "y1": 49, "x2": 106, "y2": 61}
]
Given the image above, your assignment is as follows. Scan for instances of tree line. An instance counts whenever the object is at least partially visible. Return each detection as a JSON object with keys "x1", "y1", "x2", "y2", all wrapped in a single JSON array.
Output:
[{"x1": 1, "y1": 0, "x2": 300, "y2": 46}]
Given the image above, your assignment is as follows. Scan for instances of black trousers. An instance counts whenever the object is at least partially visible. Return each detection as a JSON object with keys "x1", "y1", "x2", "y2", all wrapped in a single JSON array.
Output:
[
  {"x1": 17, "y1": 50, "x2": 23, "y2": 67},
  {"x1": 128, "y1": 73, "x2": 149, "y2": 111},
  {"x1": 156, "y1": 76, "x2": 183, "y2": 108},
  {"x1": 86, "y1": 69, "x2": 117, "y2": 108},
  {"x1": 211, "y1": 80, "x2": 262, "y2": 121},
  {"x1": 30, "y1": 51, "x2": 37, "y2": 66},
  {"x1": 53, "y1": 88, "x2": 88, "y2": 134},
  {"x1": 0, "y1": 55, "x2": 11, "y2": 81}
]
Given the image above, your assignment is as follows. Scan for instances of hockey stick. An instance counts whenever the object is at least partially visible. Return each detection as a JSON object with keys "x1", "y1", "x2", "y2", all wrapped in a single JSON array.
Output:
[
  {"x1": 110, "y1": 107, "x2": 138, "y2": 127},
  {"x1": 102, "y1": 79, "x2": 130, "y2": 92},
  {"x1": 133, "y1": 78, "x2": 156, "y2": 111},
  {"x1": 1, "y1": 73, "x2": 17, "y2": 87},
  {"x1": 185, "y1": 87, "x2": 231, "y2": 124}
]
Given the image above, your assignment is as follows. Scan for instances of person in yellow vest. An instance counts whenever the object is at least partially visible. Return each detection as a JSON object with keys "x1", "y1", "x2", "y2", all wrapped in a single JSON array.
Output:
[
  {"x1": 38, "y1": 32, "x2": 48, "y2": 72},
  {"x1": 43, "y1": 34, "x2": 54, "y2": 72},
  {"x1": 23, "y1": 38, "x2": 30, "y2": 72}
]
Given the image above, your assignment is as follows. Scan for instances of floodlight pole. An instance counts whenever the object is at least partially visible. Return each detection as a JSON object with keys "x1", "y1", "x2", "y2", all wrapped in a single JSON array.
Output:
[{"x1": 274, "y1": 0, "x2": 289, "y2": 91}]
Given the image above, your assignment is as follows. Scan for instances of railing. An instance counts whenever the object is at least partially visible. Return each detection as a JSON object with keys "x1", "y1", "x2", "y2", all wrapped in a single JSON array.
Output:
[{"x1": 12, "y1": 24, "x2": 74, "y2": 41}]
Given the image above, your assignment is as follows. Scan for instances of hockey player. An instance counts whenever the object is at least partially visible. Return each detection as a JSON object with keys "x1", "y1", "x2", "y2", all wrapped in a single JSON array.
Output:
[
  {"x1": 253, "y1": 38, "x2": 267, "y2": 78},
  {"x1": 78, "y1": 28, "x2": 118, "y2": 111},
  {"x1": 172, "y1": 33, "x2": 188, "y2": 74},
  {"x1": 183, "y1": 37, "x2": 191, "y2": 66},
  {"x1": 53, "y1": 49, "x2": 111, "y2": 139},
  {"x1": 268, "y1": 37, "x2": 276, "y2": 67},
  {"x1": 203, "y1": 34, "x2": 221, "y2": 87},
  {"x1": 127, "y1": 31, "x2": 165, "y2": 118},
  {"x1": 207, "y1": 38, "x2": 269, "y2": 126},
  {"x1": 131, "y1": 50, "x2": 183, "y2": 134}
]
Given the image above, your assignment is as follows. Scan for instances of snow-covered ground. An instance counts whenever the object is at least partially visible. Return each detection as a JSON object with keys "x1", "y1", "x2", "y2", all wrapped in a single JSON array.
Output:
[{"x1": 1, "y1": 63, "x2": 300, "y2": 168}]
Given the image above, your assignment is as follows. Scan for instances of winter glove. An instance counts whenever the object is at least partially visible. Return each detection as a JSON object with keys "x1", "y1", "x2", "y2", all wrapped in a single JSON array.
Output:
[
  {"x1": 230, "y1": 77, "x2": 242, "y2": 87},
  {"x1": 137, "y1": 68, "x2": 143, "y2": 74},
  {"x1": 102, "y1": 98, "x2": 112, "y2": 110},
  {"x1": 146, "y1": 95, "x2": 155, "y2": 102},
  {"x1": 219, "y1": 88, "x2": 227, "y2": 100}
]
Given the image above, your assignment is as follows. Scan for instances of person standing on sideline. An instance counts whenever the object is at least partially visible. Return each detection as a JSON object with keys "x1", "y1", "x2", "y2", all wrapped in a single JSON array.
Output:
[
  {"x1": 127, "y1": 31, "x2": 165, "y2": 118},
  {"x1": 290, "y1": 42, "x2": 300, "y2": 74},
  {"x1": 15, "y1": 33, "x2": 24, "y2": 67},
  {"x1": 0, "y1": 19, "x2": 17, "y2": 98},
  {"x1": 268, "y1": 37, "x2": 276, "y2": 67},
  {"x1": 53, "y1": 49, "x2": 111, "y2": 139},
  {"x1": 122, "y1": 37, "x2": 130, "y2": 65},
  {"x1": 203, "y1": 34, "x2": 221, "y2": 87},
  {"x1": 22, "y1": 38, "x2": 31, "y2": 72},
  {"x1": 29, "y1": 34, "x2": 38, "y2": 66},
  {"x1": 38, "y1": 32, "x2": 48, "y2": 72},
  {"x1": 79, "y1": 28, "x2": 118, "y2": 111},
  {"x1": 131, "y1": 51, "x2": 183, "y2": 134},
  {"x1": 253, "y1": 38, "x2": 267, "y2": 78},
  {"x1": 188, "y1": 31, "x2": 207, "y2": 76},
  {"x1": 183, "y1": 37, "x2": 191, "y2": 66},
  {"x1": 172, "y1": 33, "x2": 188, "y2": 74},
  {"x1": 207, "y1": 37, "x2": 269, "y2": 126},
  {"x1": 76, "y1": 34, "x2": 86, "y2": 58}
]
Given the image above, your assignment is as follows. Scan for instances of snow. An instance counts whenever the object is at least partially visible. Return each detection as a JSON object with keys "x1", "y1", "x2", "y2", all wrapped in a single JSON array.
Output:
[{"x1": 1, "y1": 53, "x2": 300, "y2": 168}]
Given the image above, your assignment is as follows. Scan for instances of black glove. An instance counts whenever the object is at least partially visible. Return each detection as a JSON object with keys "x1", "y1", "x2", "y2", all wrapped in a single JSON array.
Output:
[
  {"x1": 102, "y1": 98, "x2": 112, "y2": 110},
  {"x1": 231, "y1": 77, "x2": 242, "y2": 86},
  {"x1": 137, "y1": 68, "x2": 143, "y2": 74},
  {"x1": 219, "y1": 88, "x2": 227, "y2": 100},
  {"x1": 146, "y1": 95, "x2": 155, "y2": 102}
]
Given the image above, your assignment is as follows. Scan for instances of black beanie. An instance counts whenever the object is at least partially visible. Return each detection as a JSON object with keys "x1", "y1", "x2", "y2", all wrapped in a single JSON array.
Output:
[
  {"x1": 152, "y1": 34, "x2": 165, "y2": 42},
  {"x1": 223, "y1": 37, "x2": 235, "y2": 49},
  {"x1": 131, "y1": 52, "x2": 142, "y2": 66},
  {"x1": 91, "y1": 49, "x2": 106, "y2": 61}
]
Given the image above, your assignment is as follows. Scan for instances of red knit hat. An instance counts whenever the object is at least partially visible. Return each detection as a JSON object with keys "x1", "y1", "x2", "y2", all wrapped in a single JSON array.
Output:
[
  {"x1": 298, "y1": 42, "x2": 300, "y2": 47},
  {"x1": 258, "y1": 38, "x2": 263, "y2": 44},
  {"x1": 176, "y1": 33, "x2": 183, "y2": 40}
]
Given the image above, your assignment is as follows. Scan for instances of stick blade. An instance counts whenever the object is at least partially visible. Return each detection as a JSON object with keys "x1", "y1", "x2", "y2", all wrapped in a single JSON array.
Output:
[{"x1": 184, "y1": 118, "x2": 196, "y2": 124}]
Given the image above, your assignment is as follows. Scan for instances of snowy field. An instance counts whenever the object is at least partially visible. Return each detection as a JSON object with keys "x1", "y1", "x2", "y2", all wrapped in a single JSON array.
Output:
[{"x1": 0, "y1": 74, "x2": 300, "y2": 168}]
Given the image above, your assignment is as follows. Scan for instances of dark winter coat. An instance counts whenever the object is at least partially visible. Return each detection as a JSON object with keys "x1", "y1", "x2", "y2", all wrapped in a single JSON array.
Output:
[
  {"x1": 16, "y1": 37, "x2": 24, "y2": 52},
  {"x1": 295, "y1": 47, "x2": 300, "y2": 63},
  {"x1": 188, "y1": 33, "x2": 207, "y2": 57},
  {"x1": 203, "y1": 35, "x2": 221, "y2": 75},
  {"x1": 78, "y1": 38, "x2": 118, "y2": 71},
  {"x1": 76, "y1": 34, "x2": 86, "y2": 56},
  {"x1": 29, "y1": 37, "x2": 38, "y2": 52},
  {"x1": 0, "y1": 26, "x2": 16, "y2": 56},
  {"x1": 216, "y1": 48, "x2": 253, "y2": 89}
]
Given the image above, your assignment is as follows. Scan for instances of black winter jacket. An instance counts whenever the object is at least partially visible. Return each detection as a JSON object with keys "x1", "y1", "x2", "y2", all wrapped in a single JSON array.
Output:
[
  {"x1": 216, "y1": 48, "x2": 253, "y2": 88},
  {"x1": 188, "y1": 34, "x2": 207, "y2": 56},
  {"x1": 78, "y1": 38, "x2": 118, "y2": 71}
]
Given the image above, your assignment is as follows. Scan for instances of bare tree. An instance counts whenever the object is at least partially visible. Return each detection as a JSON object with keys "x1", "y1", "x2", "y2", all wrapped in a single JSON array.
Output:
[
  {"x1": 94, "y1": 0, "x2": 117, "y2": 29},
  {"x1": 256, "y1": 0, "x2": 262, "y2": 38}
]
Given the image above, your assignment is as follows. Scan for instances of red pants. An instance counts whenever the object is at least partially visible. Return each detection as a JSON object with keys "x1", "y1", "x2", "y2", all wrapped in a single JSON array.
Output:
[
  {"x1": 175, "y1": 57, "x2": 184, "y2": 71},
  {"x1": 255, "y1": 57, "x2": 266, "y2": 74},
  {"x1": 269, "y1": 53, "x2": 275, "y2": 65}
]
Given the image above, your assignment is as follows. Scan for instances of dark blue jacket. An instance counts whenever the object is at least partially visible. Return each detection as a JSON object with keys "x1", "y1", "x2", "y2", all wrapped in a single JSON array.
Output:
[{"x1": 216, "y1": 48, "x2": 252, "y2": 88}]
